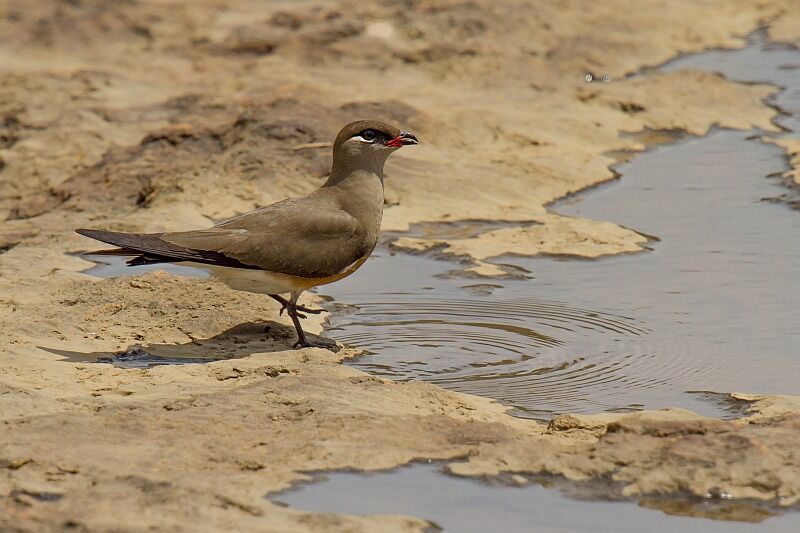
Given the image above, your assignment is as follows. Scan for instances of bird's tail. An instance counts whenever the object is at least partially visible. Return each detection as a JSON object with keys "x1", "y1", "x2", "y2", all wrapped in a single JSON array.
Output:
[{"x1": 75, "y1": 229, "x2": 171, "y2": 266}]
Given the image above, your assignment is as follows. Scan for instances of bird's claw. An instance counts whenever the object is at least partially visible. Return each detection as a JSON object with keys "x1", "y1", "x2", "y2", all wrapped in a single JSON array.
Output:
[
  {"x1": 279, "y1": 307, "x2": 307, "y2": 319},
  {"x1": 277, "y1": 303, "x2": 321, "y2": 320},
  {"x1": 293, "y1": 338, "x2": 319, "y2": 349},
  {"x1": 293, "y1": 339, "x2": 333, "y2": 350}
]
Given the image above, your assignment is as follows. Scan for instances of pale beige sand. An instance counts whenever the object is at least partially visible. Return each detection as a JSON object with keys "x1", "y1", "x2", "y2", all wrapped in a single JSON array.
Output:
[{"x1": 2, "y1": 1, "x2": 800, "y2": 530}]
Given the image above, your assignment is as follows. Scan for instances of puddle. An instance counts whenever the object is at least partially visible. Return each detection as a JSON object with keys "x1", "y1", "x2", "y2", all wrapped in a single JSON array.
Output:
[
  {"x1": 660, "y1": 30, "x2": 800, "y2": 133},
  {"x1": 72, "y1": 30, "x2": 800, "y2": 530},
  {"x1": 269, "y1": 463, "x2": 800, "y2": 532},
  {"x1": 522, "y1": 129, "x2": 799, "y2": 407},
  {"x1": 322, "y1": 252, "x2": 658, "y2": 419},
  {"x1": 320, "y1": 34, "x2": 800, "y2": 418},
  {"x1": 78, "y1": 33, "x2": 800, "y2": 420}
]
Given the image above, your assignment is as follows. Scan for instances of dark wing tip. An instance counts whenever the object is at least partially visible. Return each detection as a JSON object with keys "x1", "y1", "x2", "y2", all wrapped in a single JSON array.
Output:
[
  {"x1": 75, "y1": 229, "x2": 144, "y2": 251},
  {"x1": 75, "y1": 228, "x2": 261, "y2": 271},
  {"x1": 76, "y1": 228, "x2": 97, "y2": 238}
]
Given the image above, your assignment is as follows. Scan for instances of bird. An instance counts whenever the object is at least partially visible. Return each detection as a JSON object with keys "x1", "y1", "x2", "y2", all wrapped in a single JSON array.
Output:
[{"x1": 76, "y1": 119, "x2": 418, "y2": 348}]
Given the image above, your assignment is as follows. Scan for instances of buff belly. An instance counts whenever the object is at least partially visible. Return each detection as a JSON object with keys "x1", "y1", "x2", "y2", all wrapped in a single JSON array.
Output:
[{"x1": 182, "y1": 256, "x2": 369, "y2": 295}]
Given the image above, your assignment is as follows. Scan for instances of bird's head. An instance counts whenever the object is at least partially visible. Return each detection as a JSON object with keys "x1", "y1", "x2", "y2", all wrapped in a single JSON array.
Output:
[{"x1": 329, "y1": 119, "x2": 418, "y2": 182}]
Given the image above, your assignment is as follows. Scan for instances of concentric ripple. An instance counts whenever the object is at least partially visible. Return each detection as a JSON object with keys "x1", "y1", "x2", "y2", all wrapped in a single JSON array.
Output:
[
  {"x1": 323, "y1": 290, "x2": 684, "y2": 417},
  {"x1": 323, "y1": 34, "x2": 800, "y2": 417},
  {"x1": 77, "y1": 32, "x2": 800, "y2": 421},
  {"x1": 324, "y1": 126, "x2": 800, "y2": 417}
]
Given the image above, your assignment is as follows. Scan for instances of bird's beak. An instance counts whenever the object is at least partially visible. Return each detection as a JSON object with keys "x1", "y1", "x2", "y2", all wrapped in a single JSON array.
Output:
[{"x1": 385, "y1": 131, "x2": 418, "y2": 148}]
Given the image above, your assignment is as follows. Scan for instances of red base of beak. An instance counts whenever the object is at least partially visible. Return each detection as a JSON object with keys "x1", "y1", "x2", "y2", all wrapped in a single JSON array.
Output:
[
  {"x1": 385, "y1": 131, "x2": 418, "y2": 148},
  {"x1": 385, "y1": 138, "x2": 403, "y2": 148}
]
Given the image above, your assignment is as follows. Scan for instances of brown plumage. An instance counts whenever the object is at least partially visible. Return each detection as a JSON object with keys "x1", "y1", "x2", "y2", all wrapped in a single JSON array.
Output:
[{"x1": 77, "y1": 119, "x2": 418, "y2": 347}]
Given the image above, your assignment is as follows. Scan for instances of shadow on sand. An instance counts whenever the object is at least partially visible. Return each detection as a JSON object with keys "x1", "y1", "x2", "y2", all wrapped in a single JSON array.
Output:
[{"x1": 40, "y1": 321, "x2": 339, "y2": 368}]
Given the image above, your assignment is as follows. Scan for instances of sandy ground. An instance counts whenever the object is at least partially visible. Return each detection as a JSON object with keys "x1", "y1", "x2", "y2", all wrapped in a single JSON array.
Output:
[{"x1": 2, "y1": 1, "x2": 800, "y2": 531}]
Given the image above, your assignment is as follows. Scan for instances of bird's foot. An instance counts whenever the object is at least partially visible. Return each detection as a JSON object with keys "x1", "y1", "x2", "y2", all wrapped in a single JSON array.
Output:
[
  {"x1": 272, "y1": 295, "x2": 323, "y2": 319},
  {"x1": 293, "y1": 339, "x2": 311, "y2": 349},
  {"x1": 280, "y1": 304, "x2": 323, "y2": 319},
  {"x1": 292, "y1": 338, "x2": 339, "y2": 351}
]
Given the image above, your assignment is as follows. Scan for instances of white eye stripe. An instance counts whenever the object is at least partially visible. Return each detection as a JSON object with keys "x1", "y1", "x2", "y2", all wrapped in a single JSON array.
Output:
[{"x1": 353, "y1": 135, "x2": 377, "y2": 143}]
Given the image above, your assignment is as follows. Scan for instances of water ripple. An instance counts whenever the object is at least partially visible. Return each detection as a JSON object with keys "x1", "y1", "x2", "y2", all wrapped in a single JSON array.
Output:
[{"x1": 324, "y1": 296, "x2": 712, "y2": 416}]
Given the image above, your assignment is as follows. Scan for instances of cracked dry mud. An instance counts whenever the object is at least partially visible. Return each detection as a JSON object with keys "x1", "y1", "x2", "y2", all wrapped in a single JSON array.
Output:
[{"x1": 2, "y1": 1, "x2": 800, "y2": 531}]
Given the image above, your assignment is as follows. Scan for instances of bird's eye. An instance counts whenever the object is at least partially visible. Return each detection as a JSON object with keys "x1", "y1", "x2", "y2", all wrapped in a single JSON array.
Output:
[{"x1": 360, "y1": 129, "x2": 377, "y2": 142}]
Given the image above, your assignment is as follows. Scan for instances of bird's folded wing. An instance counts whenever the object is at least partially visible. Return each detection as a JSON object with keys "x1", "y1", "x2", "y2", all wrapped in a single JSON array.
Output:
[{"x1": 161, "y1": 202, "x2": 367, "y2": 278}]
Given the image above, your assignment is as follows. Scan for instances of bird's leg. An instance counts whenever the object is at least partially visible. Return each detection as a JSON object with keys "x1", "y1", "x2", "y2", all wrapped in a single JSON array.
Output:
[
  {"x1": 268, "y1": 294, "x2": 323, "y2": 319},
  {"x1": 287, "y1": 291, "x2": 310, "y2": 348},
  {"x1": 269, "y1": 294, "x2": 293, "y2": 315}
]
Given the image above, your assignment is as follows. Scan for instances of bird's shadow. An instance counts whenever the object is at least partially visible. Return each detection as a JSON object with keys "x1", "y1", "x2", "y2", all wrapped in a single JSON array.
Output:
[{"x1": 40, "y1": 321, "x2": 339, "y2": 368}]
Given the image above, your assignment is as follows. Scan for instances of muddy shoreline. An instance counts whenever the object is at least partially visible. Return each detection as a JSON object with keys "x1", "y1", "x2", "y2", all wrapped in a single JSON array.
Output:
[{"x1": 2, "y1": 1, "x2": 800, "y2": 531}]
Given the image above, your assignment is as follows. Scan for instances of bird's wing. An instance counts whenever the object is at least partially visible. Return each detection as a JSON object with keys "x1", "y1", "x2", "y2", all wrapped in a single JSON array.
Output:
[
  {"x1": 75, "y1": 229, "x2": 258, "y2": 269},
  {"x1": 161, "y1": 199, "x2": 369, "y2": 278}
]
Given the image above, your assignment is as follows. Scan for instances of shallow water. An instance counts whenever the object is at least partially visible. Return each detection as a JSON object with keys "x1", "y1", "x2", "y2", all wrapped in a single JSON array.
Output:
[
  {"x1": 81, "y1": 35, "x2": 800, "y2": 417},
  {"x1": 270, "y1": 463, "x2": 800, "y2": 531},
  {"x1": 322, "y1": 129, "x2": 800, "y2": 417},
  {"x1": 660, "y1": 31, "x2": 800, "y2": 133},
  {"x1": 319, "y1": 35, "x2": 800, "y2": 418},
  {"x1": 78, "y1": 34, "x2": 800, "y2": 528}
]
